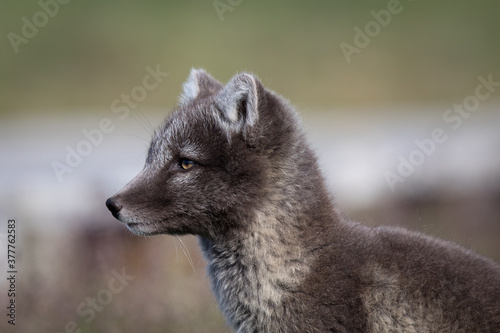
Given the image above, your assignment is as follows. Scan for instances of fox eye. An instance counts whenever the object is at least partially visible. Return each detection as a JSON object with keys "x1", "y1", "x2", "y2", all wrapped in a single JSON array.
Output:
[{"x1": 179, "y1": 159, "x2": 196, "y2": 170}]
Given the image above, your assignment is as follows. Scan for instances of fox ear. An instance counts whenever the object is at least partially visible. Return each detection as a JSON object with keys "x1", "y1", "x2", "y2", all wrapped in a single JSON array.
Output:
[
  {"x1": 216, "y1": 73, "x2": 261, "y2": 134},
  {"x1": 179, "y1": 68, "x2": 223, "y2": 105}
]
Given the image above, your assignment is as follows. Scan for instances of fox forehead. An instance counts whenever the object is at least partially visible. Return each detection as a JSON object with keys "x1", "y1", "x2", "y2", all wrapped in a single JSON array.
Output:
[{"x1": 146, "y1": 102, "x2": 223, "y2": 167}]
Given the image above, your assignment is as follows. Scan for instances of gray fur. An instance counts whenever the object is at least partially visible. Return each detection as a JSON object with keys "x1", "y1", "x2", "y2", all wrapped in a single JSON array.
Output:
[
  {"x1": 106, "y1": 69, "x2": 500, "y2": 332},
  {"x1": 215, "y1": 73, "x2": 259, "y2": 132},
  {"x1": 179, "y1": 68, "x2": 223, "y2": 106}
]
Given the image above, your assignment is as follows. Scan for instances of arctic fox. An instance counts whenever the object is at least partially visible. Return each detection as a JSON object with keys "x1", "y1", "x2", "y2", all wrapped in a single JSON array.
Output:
[{"x1": 106, "y1": 69, "x2": 500, "y2": 332}]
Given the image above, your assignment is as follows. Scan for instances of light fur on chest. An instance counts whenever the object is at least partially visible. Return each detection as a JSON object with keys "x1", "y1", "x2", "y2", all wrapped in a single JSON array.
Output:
[{"x1": 204, "y1": 210, "x2": 311, "y2": 332}]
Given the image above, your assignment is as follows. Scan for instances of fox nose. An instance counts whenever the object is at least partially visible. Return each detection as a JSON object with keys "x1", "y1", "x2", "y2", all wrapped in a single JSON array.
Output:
[{"x1": 106, "y1": 197, "x2": 122, "y2": 218}]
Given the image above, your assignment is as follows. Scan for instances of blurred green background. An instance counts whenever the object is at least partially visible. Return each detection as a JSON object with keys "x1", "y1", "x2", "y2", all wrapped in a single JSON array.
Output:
[
  {"x1": 1, "y1": 1, "x2": 499, "y2": 332},
  {"x1": 2, "y1": 0, "x2": 500, "y2": 114}
]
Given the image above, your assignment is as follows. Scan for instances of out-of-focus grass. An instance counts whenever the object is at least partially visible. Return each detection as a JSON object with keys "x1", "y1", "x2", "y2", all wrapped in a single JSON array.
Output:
[
  {"x1": 9, "y1": 226, "x2": 230, "y2": 333},
  {"x1": 1, "y1": 0, "x2": 499, "y2": 114}
]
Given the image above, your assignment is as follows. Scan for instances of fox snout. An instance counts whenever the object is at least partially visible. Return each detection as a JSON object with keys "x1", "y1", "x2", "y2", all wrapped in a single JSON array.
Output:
[
  {"x1": 105, "y1": 193, "x2": 150, "y2": 235},
  {"x1": 105, "y1": 169, "x2": 152, "y2": 223},
  {"x1": 104, "y1": 171, "x2": 154, "y2": 235},
  {"x1": 105, "y1": 197, "x2": 122, "y2": 218}
]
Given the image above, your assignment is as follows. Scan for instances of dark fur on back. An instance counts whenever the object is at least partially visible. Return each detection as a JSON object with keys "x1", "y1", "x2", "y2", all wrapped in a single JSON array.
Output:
[{"x1": 106, "y1": 69, "x2": 500, "y2": 332}]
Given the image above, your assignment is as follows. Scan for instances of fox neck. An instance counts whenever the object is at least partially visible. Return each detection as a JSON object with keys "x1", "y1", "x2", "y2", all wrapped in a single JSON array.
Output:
[
  {"x1": 200, "y1": 157, "x2": 338, "y2": 331},
  {"x1": 199, "y1": 216, "x2": 311, "y2": 331}
]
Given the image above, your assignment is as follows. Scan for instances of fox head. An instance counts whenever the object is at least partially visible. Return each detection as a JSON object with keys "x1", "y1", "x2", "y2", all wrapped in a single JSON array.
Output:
[{"x1": 106, "y1": 69, "x2": 310, "y2": 239}]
